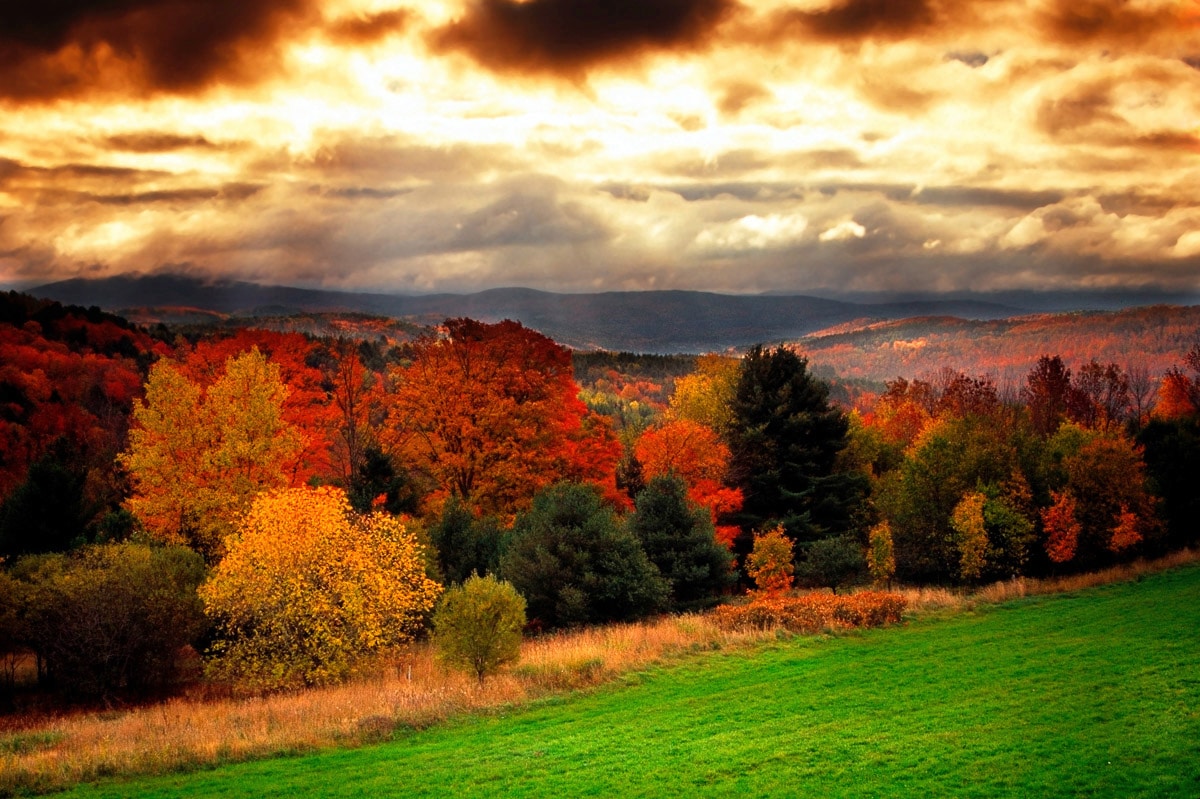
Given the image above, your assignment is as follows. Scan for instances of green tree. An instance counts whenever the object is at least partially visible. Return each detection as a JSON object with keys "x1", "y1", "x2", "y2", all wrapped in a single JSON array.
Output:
[
  {"x1": 13, "y1": 543, "x2": 206, "y2": 703},
  {"x1": 428, "y1": 496, "x2": 505, "y2": 586},
  {"x1": 795, "y1": 535, "x2": 865, "y2": 593},
  {"x1": 0, "y1": 441, "x2": 93, "y2": 558},
  {"x1": 500, "y1": 482, "x2": 666, "y2": 629},
  {"x1": 627, "y1": 475, "x2": 733, "y2": 612},
  {"x1": 433, "y1": 574, "x2": 526, "y2": 685},
  {"x1": 201, "y1": 487, "x2": 442, "y2": 690},
  {"x1": 727, "y1": 345, "x2": 868, "y2": 554},
  {"x1": 866, "y1": 521, "x2": 895, "y2": 587}
]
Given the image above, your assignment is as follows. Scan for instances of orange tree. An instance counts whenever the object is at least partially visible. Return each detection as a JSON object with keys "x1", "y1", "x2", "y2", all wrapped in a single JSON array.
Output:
[
  {"x1": 384, "y1": 319, "x2": 622, "y2": 519},
  {"x1": 200, "y1": 486, "x2": 441, "y2": 691}
]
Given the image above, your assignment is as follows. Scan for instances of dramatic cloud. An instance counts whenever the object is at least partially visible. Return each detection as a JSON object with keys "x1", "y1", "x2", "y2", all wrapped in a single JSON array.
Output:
[
  {"x1": 0, "y1": 0, "x2": 1196, "y2": 298},
  {"x1": 430, "y1": 0, "x2": 737, "y2": 77},
  {"x1": 0, "y1": 0, "x2": 318, "y2": 101}
]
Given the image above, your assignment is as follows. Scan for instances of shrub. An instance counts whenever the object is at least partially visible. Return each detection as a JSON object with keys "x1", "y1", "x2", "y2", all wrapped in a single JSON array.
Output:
[
  {"x1": 433, "y1": 574, "x2": 526, "y2": 684},
  {"x1": 712, "y1": 591, "x2": 907, "y2": 634},
  {"x1": 201, "y1": 487, "x2": 442, "y2": 691},
  {"x1": 13, "y1": 543, "x2": 206, "y2": 702}
]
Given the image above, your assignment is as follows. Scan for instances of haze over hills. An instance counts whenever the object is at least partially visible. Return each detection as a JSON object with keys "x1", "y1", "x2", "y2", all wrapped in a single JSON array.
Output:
[{"x1": 32, "y1": 274, "x2": 1030, "y2": 353}]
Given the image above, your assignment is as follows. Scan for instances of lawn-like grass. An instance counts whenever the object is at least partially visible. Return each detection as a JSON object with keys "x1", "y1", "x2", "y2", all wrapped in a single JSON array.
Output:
[{"x1": 62, "y1": 566, "x2": 1200, "y2": 798}]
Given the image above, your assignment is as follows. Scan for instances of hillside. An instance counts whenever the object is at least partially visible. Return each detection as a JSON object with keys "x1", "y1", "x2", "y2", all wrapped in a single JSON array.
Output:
[
  {"x1": 799, "y1": 305, "x2": 1200, "y2": 384},
  {"x1": 31, "y1": 274, "x2": 1021, "y2": 353},
  {"x1": 56, "y1": 564, "x2": 1200, "y2": 798}
]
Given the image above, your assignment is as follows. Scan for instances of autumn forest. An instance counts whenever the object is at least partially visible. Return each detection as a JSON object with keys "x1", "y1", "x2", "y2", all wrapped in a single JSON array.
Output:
[{"x1": 1, "y1": 289, "x2": 1199, "y2": 717}]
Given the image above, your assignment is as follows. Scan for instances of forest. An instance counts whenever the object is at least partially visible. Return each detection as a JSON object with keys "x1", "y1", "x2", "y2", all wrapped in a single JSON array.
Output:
[{"x1": 1, "y1": 288, "x2": 1199, "y2": 710}]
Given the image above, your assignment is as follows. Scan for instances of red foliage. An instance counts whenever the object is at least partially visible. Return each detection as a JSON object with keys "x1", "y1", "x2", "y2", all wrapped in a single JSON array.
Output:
[{"x1": 1042, "y1": 490, "x2": 1081, "y2": 564}]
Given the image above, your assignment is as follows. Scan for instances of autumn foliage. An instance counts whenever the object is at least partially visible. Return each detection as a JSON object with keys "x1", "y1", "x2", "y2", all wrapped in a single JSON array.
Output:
[
  {"x1": 385, "y1": 319, "x2": 622, "y2": 518},
  {"x1": 712, "y1": 590, "x2": 907, "y2": 633},
  {"x1": 200, "y1": 487, "x2": 442, "y2": 691}
]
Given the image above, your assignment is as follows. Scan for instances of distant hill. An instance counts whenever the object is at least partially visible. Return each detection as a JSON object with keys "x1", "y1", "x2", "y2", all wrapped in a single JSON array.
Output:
[
  {"x1": 31, "y1": 274, "x2": 1023, "y2": 353},
  {"x1": 798, "y1": 306, "x2": 1200, "y2": 385}
]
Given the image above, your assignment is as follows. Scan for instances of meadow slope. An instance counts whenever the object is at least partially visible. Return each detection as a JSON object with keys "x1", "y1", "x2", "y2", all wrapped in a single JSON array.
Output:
[{"x1": 59, "y1": 564, "x2": 1200, "y2": 798}]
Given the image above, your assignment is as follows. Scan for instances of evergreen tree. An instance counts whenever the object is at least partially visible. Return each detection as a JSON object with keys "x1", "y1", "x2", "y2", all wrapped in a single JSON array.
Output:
[
  {"x1": 727, "y1": 345, "x2": 868, "y2": 554},
  {"x1": 627, "y1": 475, "x2": 733, "y2": 612},
  {"x1": 501, "y1": 482, "x2": 666, "y2": 629}
]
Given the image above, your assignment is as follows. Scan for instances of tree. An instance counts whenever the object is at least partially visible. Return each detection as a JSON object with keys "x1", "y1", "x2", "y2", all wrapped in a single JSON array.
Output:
[
  {"x1": 0, "y1": 440, "x2": 93, "y2": 558},
  {"x1": 950, "y1": 491, "x2": 988, "y2": 582},
  {"x1": 727, "y1": 345, "x2": 868, "y2": 552},
  {"x1": 384, "y1": 319, "x2": 623, "y2": 519},
  {"x1": 794, "y1": 535, "x2": 865, "y2": 592},
  {"x1": 667, "y1": 354, "x2": 739, "y2": 435},
  {"x1": 500, "y1": 482, "x2": 666, "y2": 629},
  {"x1": 200, "y1": 487, "x2": 442, "y2": 690},
  {"x1": 14, "y1": 543, "x2": 206, "y2": 702},
  {"x1": 627, "y1": 475, "x2": 734, "y2": 612},
  {"x1": 866, "y1": 521, "x2": 895, "y2": 587},
  {"x1": 428, "y1": 496, "x2": 505, "y2": 587},
  {"x1": 433, "y1": 574, "x2": 525, "y2": 685},
  {"x1": 1138, "y1": 416, "x2": 1200, "y2": 549},
  {"x1": 745, "y1": 526, "x2": 794, "y2": 595},
  {"x1": 633, "y1": 419, "x2": 743, "y2": 546},
  {"x1": 1042, "y1": 490, "x2": 1080, "y2": 564},
  {"x1": 1024, "y1": 355, "x2": 1077, "y2": 437},
  {"x1": 121, "y1": 349, "x2": 305, "y2": 561}
]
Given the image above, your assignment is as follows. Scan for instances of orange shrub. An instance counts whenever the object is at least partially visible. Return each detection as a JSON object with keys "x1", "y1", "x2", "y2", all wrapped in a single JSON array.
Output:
[{"x1": 712, "y1": 590, "x2": 906, "y2": 634}]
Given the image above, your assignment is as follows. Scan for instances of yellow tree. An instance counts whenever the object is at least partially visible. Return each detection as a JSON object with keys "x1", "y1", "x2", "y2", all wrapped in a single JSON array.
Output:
[
  {"x1": 667, "y1": 354, "x2": 739, "y2": 435},
  {"x1": 120, "y1": 349, "x2": 304, "y2": 561},
  {"x1": 200, "y1": 486, "x2": 442, "y2": 690},
  {"x1": 950, "y1": 491, "x2": 988, "y2": 581}
]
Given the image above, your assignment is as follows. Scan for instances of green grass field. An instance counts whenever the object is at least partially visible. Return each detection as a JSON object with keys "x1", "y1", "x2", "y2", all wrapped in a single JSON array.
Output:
[{"x1": 62, "y1": 566, "x2": 1200, "y2": 798}]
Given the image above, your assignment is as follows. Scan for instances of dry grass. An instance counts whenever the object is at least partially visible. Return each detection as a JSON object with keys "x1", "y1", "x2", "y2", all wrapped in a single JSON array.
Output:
[
  {"x1": 2, "y1": 547, "x2": 1196, "y2": 796},
  {"x1": 0, "y1": 615, "x2": 764, "y2": 796},
  {"x1": 888, "y1": 547, "x2": 1200, "y2": 613}
]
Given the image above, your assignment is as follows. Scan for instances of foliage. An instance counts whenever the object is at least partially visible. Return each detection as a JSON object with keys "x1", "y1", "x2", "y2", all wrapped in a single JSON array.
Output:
[
  {"x1": 727, "y1": 345, "x2": 868, "y2": 551},
  {"x1": 1041, "y1": 490, "x2": 1080, "y2": 564},
  {"x1": 666, "y1": 354, "x2": 739, "y2": 435},
  {"x1": 432, "y1": 574, "x2": 526, "y2": 684},
  {"x1": 626, "y1": 475, "x2": 734, "y2": 612},
  {"x1": 500, "y1": 482, "x2": 666, "y2": 629},
  {"x1": 745, "y1": 526, "x2": 794, "y2": 596},
  {"x1": 794, "y1": 535, "x2": 866, "y2": 592},
  {"x1": 385, "y1": 319, "x2": 623, "y2": 518},
  {"x1": 121, "y1": 349, "x2": 305, "y2": 561},
  {"x1": 1138, "y1": 416, "x2": 1200, "y2": 550},
  {"x1": 633, "y1": 419, "x2": 743, "y2": 544},
  {"x1": 711, "y1": 590, "x2": 907, "y2": 633},
  {"x1": 428, "y1": 496, "x2": 505, "y2": 587},
  {"x1": 866, "y1": 521, "x2": 896, "y2": 587},
  {"x1": 0, "y1": 440, "x2": 93, "y2": 558},
  {"x1": 200, "y1": 487, "x2": 442, "y2": 691},
  {"x1": 12, "y1": 543, "x2": 206, "y2": 702},
  {"x1": 950, "y1": 491, "x2": 988, "y2": 581}
]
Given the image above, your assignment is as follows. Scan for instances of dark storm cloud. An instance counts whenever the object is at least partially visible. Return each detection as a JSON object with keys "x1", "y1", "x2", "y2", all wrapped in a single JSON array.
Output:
[
  {"x1": 757, "y1": 0, "x2": 940, "y2": 43},
  {"x1": 91, "y1": 183, "x2": 264, "y2": 206},
  {"x1": 1040, "y1": 0, "x2": 1181, "y2": 45},
  {"x1": 0, "y1": 0, "x2": 313, "y2": 102},
  {"x1": 429, "y1": 0, "x2": 738, "y2": 78},
  {"x1": 945, "y1": 51, "x2": 988, "y2": 68}
]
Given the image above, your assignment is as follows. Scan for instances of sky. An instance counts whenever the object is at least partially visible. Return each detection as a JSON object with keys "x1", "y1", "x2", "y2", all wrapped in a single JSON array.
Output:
[{"x1": 1, "y1": 0, "x2": 1198, "y2": 297}]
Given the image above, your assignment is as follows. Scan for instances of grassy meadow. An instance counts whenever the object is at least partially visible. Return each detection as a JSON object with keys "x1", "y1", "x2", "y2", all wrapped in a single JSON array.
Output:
[{"x1": 44, "y1": 560, "x2": 1200, "y2": 798}]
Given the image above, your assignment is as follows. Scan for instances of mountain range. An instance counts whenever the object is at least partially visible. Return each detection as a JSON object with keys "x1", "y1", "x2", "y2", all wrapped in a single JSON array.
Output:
[{"x1": 30, "y1": 274, "x2": 1034, "y2": 352}]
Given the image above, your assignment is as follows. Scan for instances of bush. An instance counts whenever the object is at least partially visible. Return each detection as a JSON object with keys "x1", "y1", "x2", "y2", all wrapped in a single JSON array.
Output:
[
  {"x1": 795, "y1": 535, "x2": 866, "y2": 592},
  {"x1": 433, "y1": 574, "x2": 526, "y2": 684},
  {"x1": 712, "y1": 591, "x2": 906, "y2": 634},
  {"x1": 501, "y1": 482, "x2": 666, "y2": 629},
  {"x1": 200, "y1": 487, "x2": 442, "y2": 691},
  {"x1": 13, "y1": 543, "x2": 206, "y2": 702}
]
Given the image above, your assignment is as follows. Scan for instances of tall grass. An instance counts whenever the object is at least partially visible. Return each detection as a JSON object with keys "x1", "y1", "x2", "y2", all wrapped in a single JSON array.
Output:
[{"x1": 2, "y1": 546, "x2": 1195, "y2": 796}]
